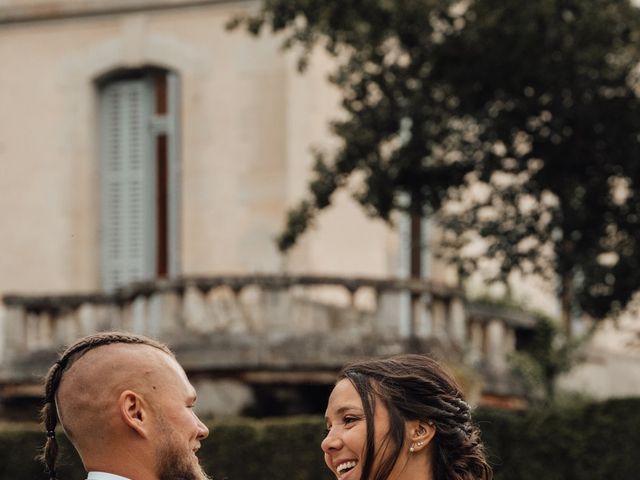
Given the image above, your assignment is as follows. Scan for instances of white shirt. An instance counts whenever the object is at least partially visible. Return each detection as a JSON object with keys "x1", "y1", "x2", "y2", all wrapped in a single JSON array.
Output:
[{"x1": 86, "y1": 472, "x2": 131, "y2": 480}]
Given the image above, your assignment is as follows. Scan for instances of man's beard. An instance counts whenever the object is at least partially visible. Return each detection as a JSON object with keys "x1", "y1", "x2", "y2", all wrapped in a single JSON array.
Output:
[{"x1": 156, "y1": 419, "x2": 211, "y2": 480}]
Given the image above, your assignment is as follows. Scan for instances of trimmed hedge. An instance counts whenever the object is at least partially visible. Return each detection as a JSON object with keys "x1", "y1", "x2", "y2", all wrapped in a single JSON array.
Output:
[
  {"x1": 477, "y1": 398, "x2": 640, "y2": 480},
  {"x1": 2, "y1": 399, "x2": 639, "y2": 480}
]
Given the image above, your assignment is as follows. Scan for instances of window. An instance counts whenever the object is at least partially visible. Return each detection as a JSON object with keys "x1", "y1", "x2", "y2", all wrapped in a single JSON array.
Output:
[{"x1": 99, "y1": 68, "x2": 180, "y2": 290}]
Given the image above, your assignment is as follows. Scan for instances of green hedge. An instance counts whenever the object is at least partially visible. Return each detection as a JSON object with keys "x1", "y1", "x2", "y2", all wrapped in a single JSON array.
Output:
[
  {"x1": 477, "y1": 398, "x2": 640, "y2": 480},
  {"x1": 2, "y1": 399, "x2": 639, "y2": 480}
]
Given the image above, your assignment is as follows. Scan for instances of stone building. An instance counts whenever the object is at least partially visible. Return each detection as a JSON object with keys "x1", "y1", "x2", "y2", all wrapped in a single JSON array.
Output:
[{"x1": 0, "y1": 0, "x2": 584, "y2": 417}]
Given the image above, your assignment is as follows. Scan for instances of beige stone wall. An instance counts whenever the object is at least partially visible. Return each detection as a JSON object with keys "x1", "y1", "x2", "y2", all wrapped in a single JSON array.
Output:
[{"x1": 0, "y1": 0, "x2": 407, "y2": 294}]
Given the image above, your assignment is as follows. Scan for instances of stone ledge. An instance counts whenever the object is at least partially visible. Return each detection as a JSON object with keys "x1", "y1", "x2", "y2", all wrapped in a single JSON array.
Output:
[
  {"x1": 2, "y1": 273, "x2": 460, "y2": 312},
  {"x1": 0, "y1": 0, "x2": 242, "y2": 24}
]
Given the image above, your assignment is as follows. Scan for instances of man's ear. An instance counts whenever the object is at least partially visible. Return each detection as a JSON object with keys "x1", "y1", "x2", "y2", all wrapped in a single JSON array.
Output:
[
  {"x1": 119, "y1": 390, "x2": 150, "y2": 439},
  {"x1": 407, "y1": 420, "x2": 436, "y2": 453}
]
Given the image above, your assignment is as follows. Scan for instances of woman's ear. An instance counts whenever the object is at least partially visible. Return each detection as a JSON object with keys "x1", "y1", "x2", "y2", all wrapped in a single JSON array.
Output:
[
  {"x1": 408, "y1": 420, "x2": 436, "y2": 453},
  {"x1": 119, "y1": 390, "x2": 149, "y2": 439}
]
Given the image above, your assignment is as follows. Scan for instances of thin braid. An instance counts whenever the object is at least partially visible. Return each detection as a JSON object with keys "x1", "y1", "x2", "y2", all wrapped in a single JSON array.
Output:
[{"x1": 37, "y1": 331, "x2": 172, "y2": 480}]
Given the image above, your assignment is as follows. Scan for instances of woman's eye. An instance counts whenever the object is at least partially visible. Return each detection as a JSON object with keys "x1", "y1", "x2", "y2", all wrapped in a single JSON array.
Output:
[{"x1": 343, "y1": 416, "x2": 359, "y2": 425}]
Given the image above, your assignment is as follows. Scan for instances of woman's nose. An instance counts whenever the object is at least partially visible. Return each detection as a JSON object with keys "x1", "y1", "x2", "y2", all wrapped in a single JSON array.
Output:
[{"x1": 321, "y1": 429, "x2": 342, "y2": 452}]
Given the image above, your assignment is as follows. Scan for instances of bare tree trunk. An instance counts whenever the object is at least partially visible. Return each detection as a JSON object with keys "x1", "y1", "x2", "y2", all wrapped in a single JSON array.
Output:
[
  {"x1": 410, "y1": 211, "x2": 422, "y2": 279},
  {"x1": 560, "y1": 270, "x2": 573, "y2": 337},
  {"x1": 408, "y1": 210, "x2": 422, "y2": 350}
]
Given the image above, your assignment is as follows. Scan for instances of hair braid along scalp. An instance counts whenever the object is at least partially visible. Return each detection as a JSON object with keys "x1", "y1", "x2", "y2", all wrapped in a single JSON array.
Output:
[
  {"x1": 338, "y1": 354, "x2": 492, "y2": 480},
  {"x1": 38, "y1": 331, "x2": 172, "y2": 480}
]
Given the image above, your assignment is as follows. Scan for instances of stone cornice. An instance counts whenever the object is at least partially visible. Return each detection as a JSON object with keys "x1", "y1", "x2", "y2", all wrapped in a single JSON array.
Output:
[
  {"x1": 3, "y1": 273, "x2": 462, "y2": 311},
  {"x1": 0, "y1": 0, "x2": 248, "y2": 25}
]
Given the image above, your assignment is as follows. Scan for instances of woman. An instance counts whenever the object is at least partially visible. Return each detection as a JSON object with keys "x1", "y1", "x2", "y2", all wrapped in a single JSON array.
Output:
[{"x1": 321, "y1": 354, "x2": 492, "y2": 480}]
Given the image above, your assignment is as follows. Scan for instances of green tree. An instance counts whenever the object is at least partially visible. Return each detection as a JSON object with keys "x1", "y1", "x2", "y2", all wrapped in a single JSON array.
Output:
[
  {"x1": 437, "y1": 0, "x2": 640, "y2": 332},
  {"x1": 231, "y1": 0, "x2": 640, "y2": 330},
  {"x1": 229, "y1": 0, "x2": 476, "y2": 279},
  {"x1": 510, "y1": 316, "x2": 584, "y2": 403}
]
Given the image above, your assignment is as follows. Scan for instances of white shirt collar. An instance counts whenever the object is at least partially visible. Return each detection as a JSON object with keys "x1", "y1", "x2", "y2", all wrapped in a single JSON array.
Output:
[{"x1": 87, "y1": 472, "x2": 131, "y2": 480}]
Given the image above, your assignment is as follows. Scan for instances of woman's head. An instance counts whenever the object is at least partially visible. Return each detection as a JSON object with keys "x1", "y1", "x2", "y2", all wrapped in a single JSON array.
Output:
[{"x1": 321, "y1": 354, "x2": 492, "y2": 480}]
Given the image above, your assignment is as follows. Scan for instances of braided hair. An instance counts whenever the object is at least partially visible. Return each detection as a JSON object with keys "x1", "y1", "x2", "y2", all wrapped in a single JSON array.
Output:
[
  {"x1": 338, "y1": 354, "x2": 492, "y2": 480},
  {"x1": 38, "y1": 331, "x2": 172, "y2": 480}
]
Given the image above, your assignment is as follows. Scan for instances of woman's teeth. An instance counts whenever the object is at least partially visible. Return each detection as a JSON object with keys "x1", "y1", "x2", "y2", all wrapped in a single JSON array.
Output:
[{"x1": 337, "y1": 460, "x2": 357, "y2": 476}]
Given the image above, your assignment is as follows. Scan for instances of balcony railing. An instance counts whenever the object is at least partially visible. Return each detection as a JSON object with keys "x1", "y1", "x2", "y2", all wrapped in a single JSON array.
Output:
[{"x1": 1, "y1": 274, "x2": 537, "y2": 394}]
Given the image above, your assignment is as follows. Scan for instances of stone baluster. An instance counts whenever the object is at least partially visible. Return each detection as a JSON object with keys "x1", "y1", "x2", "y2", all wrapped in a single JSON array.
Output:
[
  {"x1": 25, "y1": 311, "x2": 41, "y2": 351},
  {"x1": 145, "y1": 291, "x2": 164, "y2": 338},
  {"x1": 237, "y1": 286, "x2": 263, "y2": 334},
  {"x1": 205, "y1": 287, "x2": 226, "y2": 333},
  {"x1": 158, "y1": 289, "x2": 184, "y2": 338},
  {"x1": 220, "y1": 287, "x2": 250, "y2": 335},
  {"x1": 449, "y1": 296, "x2": 467, "y2": 346},
  {"x1": 63, "y1": 308, "x2": 78, "y2": 346},
  {"x1": 182, "y1": 285, "x2": 208, "y2": 333},
  {"x1": 54, "y1": 308, "x2": 79, "y2": 348},
  {"x1": 430, "y1": 297, "x2": 448, "y2": 340},
  {"x1": 0, "y1": 304, "x2": 6, "y2": 365},
  {"x1": 1, "y1": 305, "x2": 26, "y2": 366},
  {"x1": 130, "y1": 294, "x2": 149, "y2": 334},
  {"x1": 374, "y1": 289, "x2": 402, "y2": 339},
  {"x1": 77, "y1": 302, "x2": 98, "y2": 336},
  {"x1": 413, "y1": 292, "x2": 432, "y2": 339},
  {"x1": 486, "y1": 319, "x2": 507, "y2": 371},
  {"x1": 504, "y1": 325, "x2": 516, "y2": 357},
  {"x1": 116, "y1": 299, "x2": 135, "y2": 332},
  {"x1": 38, "y1": 310, "x2": 55, "y2": 349},
  {"x1": 468, "y1": 319, "x2": 485, "y2": 365},
  {"x1": 262, "y1": 287, "x2": 292, "y2": 336}
]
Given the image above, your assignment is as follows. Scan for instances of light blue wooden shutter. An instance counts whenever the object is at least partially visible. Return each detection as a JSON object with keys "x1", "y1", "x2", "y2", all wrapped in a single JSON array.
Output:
[
  {"x1": 100, "y1": 79, "x2": 156, "y2": 290},
  {"x1": 166, "y1": 72, "x2": 181, "y2": 276}
]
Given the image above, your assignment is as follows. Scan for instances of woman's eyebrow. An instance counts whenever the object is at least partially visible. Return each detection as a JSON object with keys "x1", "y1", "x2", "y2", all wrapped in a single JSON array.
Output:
[{"x1": 326, "y1": 405, "x2": 363, "y2": 420}]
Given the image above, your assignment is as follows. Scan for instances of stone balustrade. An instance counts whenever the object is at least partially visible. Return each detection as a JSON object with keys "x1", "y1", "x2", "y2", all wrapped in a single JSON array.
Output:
[{"x1": 0, "y1": 275, "x2": 537, "y2": 394}]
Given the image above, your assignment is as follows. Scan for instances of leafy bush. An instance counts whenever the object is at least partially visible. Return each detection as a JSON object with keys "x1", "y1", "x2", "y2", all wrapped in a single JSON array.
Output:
[{"x1": 2, "y1": 399, "x2": 639, "y2": 480}]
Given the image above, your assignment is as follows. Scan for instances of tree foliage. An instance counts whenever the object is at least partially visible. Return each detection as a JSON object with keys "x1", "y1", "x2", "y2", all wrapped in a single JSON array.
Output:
[
  {"x1": 230, "y1": 0, "x2": 640, "y2": 322},
  {"x1": 510, "y1": 316, "x2": 584, "y2": 403},
  {"x1": 229, "y1": 0, "x2": 477, "y2": 252},
  {"x1": 437, "y1": 0, "x2": 640, "y2": 324}
]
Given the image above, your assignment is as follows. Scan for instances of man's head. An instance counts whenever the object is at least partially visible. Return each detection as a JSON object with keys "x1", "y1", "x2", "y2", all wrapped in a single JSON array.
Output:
[{"x1": 40, "y1": 332, "x2": 210, "y2": 480}]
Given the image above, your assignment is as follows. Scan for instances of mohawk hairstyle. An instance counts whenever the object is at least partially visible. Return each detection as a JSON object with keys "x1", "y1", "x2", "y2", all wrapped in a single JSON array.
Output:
[{"x1": 38, "y1": 331, "x2": 172, "y2": 480}]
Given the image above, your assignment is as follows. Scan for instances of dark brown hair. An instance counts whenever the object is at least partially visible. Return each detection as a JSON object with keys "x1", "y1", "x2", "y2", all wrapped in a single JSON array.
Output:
[
  {"x1": 38, "y1": 331, "x2": 172, "y2": 480},
  {"x1": 338, "y1": 354, "x2": 492, "y2": 480}
]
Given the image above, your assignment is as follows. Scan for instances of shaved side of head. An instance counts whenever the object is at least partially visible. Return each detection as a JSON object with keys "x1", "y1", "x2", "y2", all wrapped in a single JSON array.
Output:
[
  {"x1": 39, "y1": 332, "x2": 173, "y2": 480},
  {"x1": 56, "y1": 343, "x2": 173, "y2": 450}
]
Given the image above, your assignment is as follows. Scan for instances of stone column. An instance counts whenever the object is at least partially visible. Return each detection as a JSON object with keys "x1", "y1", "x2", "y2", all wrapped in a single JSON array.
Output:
[
  {"x1": 449, "y1": 296, "x2": 467, "y2": 346},
  {"x1": 158, "y1": 290, "x2": 182, "y2": 337},
  {"x1": 130, "y1": 295, "x2": 149, "y2": 334},
  {"x1": 430, "y1": 298, "x2": 448, "y2": 340},
  {"x1": 262, "y1": 287, "x2": 292, "y2": 335},
  {"x1": 78, "y1": 303, "x2": 97, "y2": 336},
  {"x1": 1, "y1": 305, "x2": 26, "y2": 365},
  {"x1": 504, "y1": 325, "x2": 516, "y2": 357},
  {"x1": 374, "y1": 290, "x2": 402, "y2": 339},
  {"x1": 413, "y1": 293, "x2": 432, "y2": 339},
  {"x1": 468, "y1": 320, "x2": 484, "y2": 364},
  {"x1": 486, "y1": 319, "x2": 507, "y2": 371}
]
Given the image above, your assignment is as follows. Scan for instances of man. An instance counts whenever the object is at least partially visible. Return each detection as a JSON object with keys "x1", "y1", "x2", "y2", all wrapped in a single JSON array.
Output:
[{"x1": 39, "y1": 331, "x2": 211, "y2": 480}]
